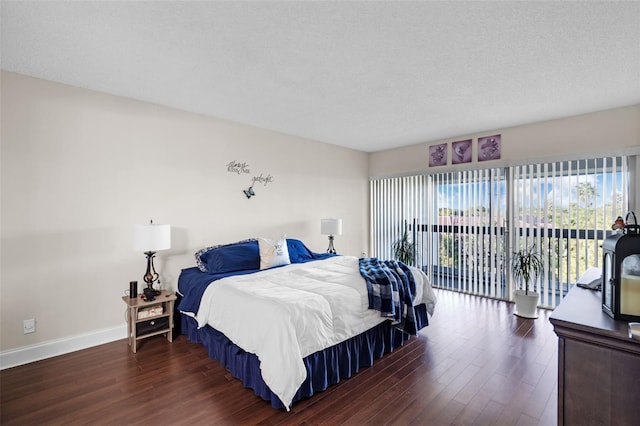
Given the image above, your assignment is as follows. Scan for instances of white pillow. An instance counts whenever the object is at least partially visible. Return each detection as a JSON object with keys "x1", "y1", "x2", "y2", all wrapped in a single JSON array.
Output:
[{"x1": 258, "y1": 236, "x2": 291, "y2": 270}]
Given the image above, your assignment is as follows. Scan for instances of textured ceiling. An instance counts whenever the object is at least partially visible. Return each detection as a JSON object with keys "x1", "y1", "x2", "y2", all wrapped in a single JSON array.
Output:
[{"x1": 2, "y1": 1, "x2": 639, "y2": 152}]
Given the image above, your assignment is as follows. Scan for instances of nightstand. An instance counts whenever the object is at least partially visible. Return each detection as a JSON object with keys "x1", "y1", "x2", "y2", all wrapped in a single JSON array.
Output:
[{"x1": 122, "y1": 290, "x2": 176, "y2": 353}]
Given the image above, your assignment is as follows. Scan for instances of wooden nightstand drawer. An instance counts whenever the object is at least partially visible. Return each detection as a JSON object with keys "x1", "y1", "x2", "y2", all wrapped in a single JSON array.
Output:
[{"x1": 136, "y1": 316, "x2": 169, "y2": 336}]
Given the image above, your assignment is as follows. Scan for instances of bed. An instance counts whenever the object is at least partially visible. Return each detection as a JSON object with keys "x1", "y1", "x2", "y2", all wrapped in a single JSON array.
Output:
[{"x1": 177, "y1": 237, "x2": 436, "y2": 410}]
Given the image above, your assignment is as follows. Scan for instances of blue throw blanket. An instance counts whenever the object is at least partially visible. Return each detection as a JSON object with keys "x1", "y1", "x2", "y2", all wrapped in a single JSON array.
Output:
[{"x1": 359, "y1": 258, "x2": 418, "y2": 335}]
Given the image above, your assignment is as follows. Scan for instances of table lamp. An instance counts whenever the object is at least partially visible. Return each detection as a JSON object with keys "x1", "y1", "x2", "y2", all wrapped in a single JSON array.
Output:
[
  {"x1": 133, "y1": 220, "x2": 171, "y2": 295},
  {"x1": 321, "y1": 218, "x2": 342, "y2": 254}
]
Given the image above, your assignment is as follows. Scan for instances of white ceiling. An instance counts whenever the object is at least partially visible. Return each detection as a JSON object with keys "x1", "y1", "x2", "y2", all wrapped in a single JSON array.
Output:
[{"x1": 2, "y1": 1, "x2": 639, "y2": 152}]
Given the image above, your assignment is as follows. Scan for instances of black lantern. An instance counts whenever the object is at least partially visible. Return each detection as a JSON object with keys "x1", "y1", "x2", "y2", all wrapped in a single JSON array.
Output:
[{"x1": 602, "y1": 212, "x2": 640, "y2": 321}]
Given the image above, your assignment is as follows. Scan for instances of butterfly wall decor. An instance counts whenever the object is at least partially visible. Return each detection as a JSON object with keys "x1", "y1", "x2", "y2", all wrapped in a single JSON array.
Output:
[{"x1": 243, "y1": 185, "x2": 255, "y2": 199}]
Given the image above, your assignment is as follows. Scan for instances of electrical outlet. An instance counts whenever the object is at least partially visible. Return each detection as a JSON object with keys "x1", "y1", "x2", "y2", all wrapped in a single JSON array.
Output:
[{"x1": 23, "y1": 318, "x2": 36, "y2": 334}]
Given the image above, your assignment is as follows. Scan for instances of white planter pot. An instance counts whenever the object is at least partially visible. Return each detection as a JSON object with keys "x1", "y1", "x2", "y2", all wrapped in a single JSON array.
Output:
[{"x1": 513, "y1": 289, "x2": 539, "y2": 319}]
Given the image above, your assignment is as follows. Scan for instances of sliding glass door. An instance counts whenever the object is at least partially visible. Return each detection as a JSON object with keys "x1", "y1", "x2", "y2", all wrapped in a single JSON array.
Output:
[
  {"x1": 509, "y1": 157, "x2": 629, "y2": 307},
  {"x1": 427, "y1": 168, "x2": 507, "y2": 299},
  {"x1": 370, "y1": 156, "x2": 629, "y2": 308}
]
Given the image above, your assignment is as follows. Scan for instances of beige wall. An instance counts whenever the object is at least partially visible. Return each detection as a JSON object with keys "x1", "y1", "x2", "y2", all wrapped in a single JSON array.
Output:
[
  {"x1": 0, "y1": 71, "x2": 369, "y2": 353},
  {"x1": 370, "y1": 105, "x2": 639, "y2": 174},
  {"x1": 370, "y1": 104, "x2": 640, "y2": 210}
]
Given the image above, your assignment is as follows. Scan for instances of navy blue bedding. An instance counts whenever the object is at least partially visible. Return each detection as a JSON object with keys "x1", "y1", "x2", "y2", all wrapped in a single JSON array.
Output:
[
  {"x1": 178, "y1": 239, "x2": 335, "y2": 314},
  {"x1": 176, "y1": 237, "x2": 432, "y2": 409}
]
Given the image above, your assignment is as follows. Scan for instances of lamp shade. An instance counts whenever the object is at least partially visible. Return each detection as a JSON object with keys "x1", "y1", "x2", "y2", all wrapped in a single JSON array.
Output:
[
  {"x1": 321, "y1": 218, "x2": 342, "y2": 236},
  {"x1": 133, "y1": 223, "x2": 171, "y2": 252}
]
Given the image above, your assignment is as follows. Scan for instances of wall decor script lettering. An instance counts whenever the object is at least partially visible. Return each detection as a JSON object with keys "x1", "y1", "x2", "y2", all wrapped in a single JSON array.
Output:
[
  {"x1": 252, "y1": 173, "x2": 274, "y2": 186},
  {"x1": 227, "y1": 160, "x2": 250, "y2": 175}
]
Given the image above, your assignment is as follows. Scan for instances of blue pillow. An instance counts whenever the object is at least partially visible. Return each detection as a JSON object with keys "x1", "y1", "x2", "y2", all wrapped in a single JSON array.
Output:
[
  {"x1": 286, "y1": 238, "x2": 315, "y2": 263},
  {"x1": 195, "y1": 239, "x2": 260, "y2": 273}
]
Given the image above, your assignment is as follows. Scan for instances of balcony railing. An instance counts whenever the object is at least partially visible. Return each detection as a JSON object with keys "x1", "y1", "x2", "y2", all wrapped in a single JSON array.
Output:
[{"x1": 413, "y1": 224, "x2": 610, "y2": 309}]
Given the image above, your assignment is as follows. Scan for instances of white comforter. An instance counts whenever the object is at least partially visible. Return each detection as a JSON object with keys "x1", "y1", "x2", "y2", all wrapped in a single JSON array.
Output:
[{"x1": 195, "y1": 256, "x2": 436, "y2": 410}]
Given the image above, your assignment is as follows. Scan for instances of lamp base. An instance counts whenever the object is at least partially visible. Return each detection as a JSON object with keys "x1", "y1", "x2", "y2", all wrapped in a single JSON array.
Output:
[
  {"x1": 143, "y1": 251, "x2": 161, "y2": 296},
  {"x1": 145, "y1": 283, "x2": 161, "y2": 296},
  {"x1": 327, "y1": 235, "x2": 336, "y2": 254}
]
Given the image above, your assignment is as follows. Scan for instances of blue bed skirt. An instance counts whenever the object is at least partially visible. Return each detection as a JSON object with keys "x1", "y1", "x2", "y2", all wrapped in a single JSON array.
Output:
[{"x1": 181, "y1": 303, "x2": 428, "y2": 409}]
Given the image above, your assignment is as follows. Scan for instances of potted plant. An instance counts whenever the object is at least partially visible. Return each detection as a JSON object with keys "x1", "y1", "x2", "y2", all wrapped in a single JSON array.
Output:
[
  {"x1": 392, "y1": 227, "x2": 415, "y2": 265},
  {"x1": 511, "y1": 245, "x2": 544, "y2": 318}
]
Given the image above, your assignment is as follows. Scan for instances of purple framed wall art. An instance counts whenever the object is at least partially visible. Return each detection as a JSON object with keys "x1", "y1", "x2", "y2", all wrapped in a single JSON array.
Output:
[
  {"x1": 477, "y1": 134, "x2": 501, "y2": 161},
  {"x1": 429, "y1": 143, "x2": 447, "y2": 167},
  {"x1": 452, "y1": 139, "x2": 472, "y2": 164}
]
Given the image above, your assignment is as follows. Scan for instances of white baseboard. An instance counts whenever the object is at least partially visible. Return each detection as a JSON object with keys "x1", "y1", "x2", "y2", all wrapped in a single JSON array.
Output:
[{"x1": 0, "y1": 325, "x2": 127, "y2": 370}]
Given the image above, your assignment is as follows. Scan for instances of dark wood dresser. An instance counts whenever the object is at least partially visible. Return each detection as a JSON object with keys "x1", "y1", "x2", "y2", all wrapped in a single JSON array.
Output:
[{"x1": 549, "y1": 286, "x2": 640, "y2": 425}]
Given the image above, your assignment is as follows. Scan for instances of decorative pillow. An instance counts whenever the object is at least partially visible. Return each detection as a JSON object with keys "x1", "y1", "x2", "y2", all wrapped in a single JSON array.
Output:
[
  {"x1": 258, "y1": 236, "x2": 291, "y2": 270},
  {"x1": 195, "y1": 239, "x2": 260, "y2": 273}
]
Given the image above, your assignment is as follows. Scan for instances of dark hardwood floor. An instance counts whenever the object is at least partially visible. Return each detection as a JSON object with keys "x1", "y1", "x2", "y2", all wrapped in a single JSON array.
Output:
[{"x1": 1, "y1": 289, "x2": 558, "y2": 425}]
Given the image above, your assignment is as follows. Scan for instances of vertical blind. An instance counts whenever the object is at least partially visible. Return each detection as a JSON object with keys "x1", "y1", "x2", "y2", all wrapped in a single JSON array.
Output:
[
  {"x1": 370, "y1": 155, "x2": 629, "y2": 308},
  {"x1": 370, "y1": 175, "x2": 429, "y2": 264}
]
